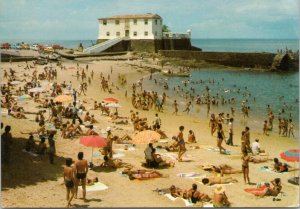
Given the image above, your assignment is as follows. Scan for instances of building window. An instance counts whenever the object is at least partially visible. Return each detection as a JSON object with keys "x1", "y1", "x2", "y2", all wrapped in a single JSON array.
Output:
[
  {"x1": 103, "y1": 20, "x2": 107, "y2": 25},
  {"x1": 115, "y1": 20, "x2": 120, "y2": 25},
  {"x1": 116, "y1": 32, "x2": 120, "y2": 36},
  {"x1": 144, "y1": 31, "x2": 148, "y2": 36},
  {"x1": 133, "y1": 19, "x2": 137, "y2": 25},
  {"x1": 106, "y1": 32, "x2": 110, "y2": 36},
  {"x1": 133, "y1": 31, "x2": 137, "y2": 36},
  {"x1": 144, "y1": 19, "x2": 148, "y2": 25},
  {"x1": 155, "y1": 32, "x2": 157, "y2": 36},
  {"x1": 155, "y1": 19, "x2": 157, "y2": 25}
]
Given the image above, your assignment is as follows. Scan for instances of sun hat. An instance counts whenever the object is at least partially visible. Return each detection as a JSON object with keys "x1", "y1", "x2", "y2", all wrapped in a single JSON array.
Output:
[{"x1": 214, "y1": 185, "x2": 225, "y2": 194}]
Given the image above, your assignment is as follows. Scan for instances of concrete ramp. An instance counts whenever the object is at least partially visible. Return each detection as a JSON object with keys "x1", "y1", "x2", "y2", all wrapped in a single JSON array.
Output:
[{"x1": 83, "y1": 37, "x2": 124, "y2": 54}]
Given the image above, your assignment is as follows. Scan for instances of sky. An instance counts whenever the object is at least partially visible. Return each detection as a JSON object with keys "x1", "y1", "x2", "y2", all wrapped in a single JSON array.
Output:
[{"x1": 0, "y1": 0, "x2": 299, "y2": 40}]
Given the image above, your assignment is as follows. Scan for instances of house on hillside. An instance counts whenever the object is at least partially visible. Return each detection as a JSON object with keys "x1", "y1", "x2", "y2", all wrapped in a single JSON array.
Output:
[{"x1": 83, "y1": 13, "x2": 200, "y2": 54}]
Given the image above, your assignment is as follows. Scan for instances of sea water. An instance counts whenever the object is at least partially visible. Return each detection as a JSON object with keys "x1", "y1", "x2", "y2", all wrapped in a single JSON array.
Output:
[
  {"x1": 2, "y1": 38, "x2": 299, "y2": 53},
  {"x1": 142, "y1": 68, "x2": 299, "y2": 138}
]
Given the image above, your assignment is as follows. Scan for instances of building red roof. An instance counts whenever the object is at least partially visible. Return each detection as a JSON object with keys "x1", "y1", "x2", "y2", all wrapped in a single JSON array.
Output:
[{"x1": 98, "y1": 13, "x2": 162, "y2": 20}]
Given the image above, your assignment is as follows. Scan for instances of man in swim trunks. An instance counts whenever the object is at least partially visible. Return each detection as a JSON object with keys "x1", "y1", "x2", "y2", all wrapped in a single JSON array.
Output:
[
  {"x1": 74, "y1": 152, "x2": 88, "y2": 200},
  {"x1": 63, "y1": 158, "x2": 75, "y2": 208}
]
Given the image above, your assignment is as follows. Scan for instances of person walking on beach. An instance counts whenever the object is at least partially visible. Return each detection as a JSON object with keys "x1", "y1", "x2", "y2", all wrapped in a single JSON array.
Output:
[
  {"x1": 183, "y1": 101, "x2": 192, "y2": 114},
  {"x1": 64, "y1": 158, "x2": 75, "y2": 208},
  {"x1": 1, "y1": 125, "x2": 13, "y2": 165},
  {"x1": 153, "y1": 113, "x2": 161, "y2": 130},
  {"x1": 242, "y1": 152, "x2": 250, "y2": 184},
  {"x1": 47, "y1": 134, "x2": 56, "y2": 164},
  {"x1": 288, "y1": 119, "x2": 295, "y2": 138},
  {"x1": 74, "y1": 152, "x2": 88, "y2": 200},
  {"x1": 217, "y1": 124, "x2": 226, "y2": 154},
  {"x1": 226, "y1": 118, "x2": 234, "y2": 146},
  {"x1": 78, "y1": 83, "x2": 86, "y2": 96},
  {"x1": 175, "y1": 126, "x2": 186, "y2": 161},
  {"x1": 172, "y1": 100, "x2": 178, "y2": 115}
]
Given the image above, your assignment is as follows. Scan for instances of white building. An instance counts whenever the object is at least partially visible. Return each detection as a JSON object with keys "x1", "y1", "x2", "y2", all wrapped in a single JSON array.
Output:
[{"x1": 97, "y1": 13, "x2": 163, "y2": 40}]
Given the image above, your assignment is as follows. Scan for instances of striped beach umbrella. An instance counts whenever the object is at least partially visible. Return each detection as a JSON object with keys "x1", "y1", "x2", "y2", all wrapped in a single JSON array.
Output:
[{"x1": 280, "y1": 149, "x2": 299, "y2": 162}]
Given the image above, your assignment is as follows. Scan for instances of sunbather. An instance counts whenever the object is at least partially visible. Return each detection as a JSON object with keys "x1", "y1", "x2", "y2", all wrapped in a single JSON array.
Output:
[
  {"x1": 245, "y1": 178, "x2": 282, "y2": 197},
  {"x1": 152, "y1": 148, "x2": 175, "y2": 167},
  {"x1": 122, "y1": 169, "x2": 163, "y2": 180},
  {"x1": 201, "y1": 176, "x2": 238, "y2": 186},
  {"x1": 183, "y1": 183, "x2": 211, "y2": 203},
  {"x1": 170, "y1": 185, "x2": 183, "y2": 198},
  {"x1": 202, "y1": 164, "x2": 242, "y2": 176},
  {"x1": 100, "y1": 155, "x2": 133, "y2": 169}
]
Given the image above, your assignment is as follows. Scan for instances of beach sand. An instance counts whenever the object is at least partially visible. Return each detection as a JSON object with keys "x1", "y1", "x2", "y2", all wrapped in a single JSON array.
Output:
[{"x1": 1, "y1": 55, "x2": 299, "y2": 207}]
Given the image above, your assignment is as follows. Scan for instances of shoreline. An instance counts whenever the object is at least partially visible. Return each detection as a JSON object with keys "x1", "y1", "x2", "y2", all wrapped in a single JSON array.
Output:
[{"x1": 1, "y1": 54, "x2": 299, "y2": 207}]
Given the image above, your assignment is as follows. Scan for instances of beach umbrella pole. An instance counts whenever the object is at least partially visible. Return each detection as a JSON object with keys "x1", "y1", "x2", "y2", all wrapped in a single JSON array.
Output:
[{"x1": 91, "y1": 147, "x2": 94, "y2": 164}]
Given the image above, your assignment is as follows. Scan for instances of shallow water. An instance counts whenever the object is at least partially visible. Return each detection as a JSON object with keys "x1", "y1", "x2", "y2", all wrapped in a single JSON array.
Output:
[{"x1": 143, "y1": 68, "x2": 299, "y2": 138}]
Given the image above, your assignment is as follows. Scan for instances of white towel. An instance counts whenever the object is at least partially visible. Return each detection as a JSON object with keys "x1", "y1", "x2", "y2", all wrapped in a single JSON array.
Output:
[
  {"x1": 164, "y1": 193, "x2": 178, "y2": 201},
  {"x1": 182, "y1": 198, "x2": 194, "y2": 207},
  {"x1": 79, "y1": 182, "x2": 108, "y2": 192}
]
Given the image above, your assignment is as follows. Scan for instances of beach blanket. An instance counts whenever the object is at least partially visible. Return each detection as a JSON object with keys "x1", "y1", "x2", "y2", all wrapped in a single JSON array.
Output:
[
  {"x1": 244, "y1": 185, "x2": 267, "y2": 196},
  {"x1": 161, "y1": 153, "x2": 193, "y2": 162},
  {"x1": 176, "y1": 172, "x2": 204, "y2": 178},
  {"x1": 206, "y1": 147, "x2": 231, "y2": 155},
  {"x1": 114, "y1": 147, "x2": 136, "y2": 152},
  {"x1": 164, "y1": 193, "x2": 178, "y2": 201},
  {"x1": 259, "y1": 166, "x2": 285, "y2": 174},
  {"x1": 79, "y1": 182, "x2": 108, "y2": 192},
  {"x1": 22, "y1": 149, "x2": 39, "y2": 157}
]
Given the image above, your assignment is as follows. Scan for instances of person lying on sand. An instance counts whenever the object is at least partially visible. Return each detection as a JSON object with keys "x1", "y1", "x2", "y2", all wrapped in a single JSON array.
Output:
[
  {"x1": 183, "y1": 183, "x2": 211, "y2": 203},
  {"x1": 201, "y1": 164, "x2": 242, "y2": 176},
  {"x1": 201, "y1": 176, "x2": 238, "y2": 186},
  {"x1": 82, "y1": 125, "x2": 98, "y2": 136},
  {"x1": 122, "y1": 169, "x2": 164, "y2": 180},
  {"x1": 170, "y1": 185, "x2": 183, "y2": 198},
  {"x1": 8, "y1": 109, "x2": 27, "y2": 119},
  {"x1": 273, "y1": 158, "x2": 298, "y2": 173},
  {"x1": 78, "y1": 177, "x2": 99, "y2": 186},
  {"x1": 249, "y1": 155, "x2": 272, "y2": 163},
  {"x1": 152, "y1": 148, "x2": 175, "y2": 167},
  {"x1": 100, "y1": 155, "x2": 133, "y2": 169},
  {"x1": 245, "y1": 178, "x2": 282, "y2": 197}
]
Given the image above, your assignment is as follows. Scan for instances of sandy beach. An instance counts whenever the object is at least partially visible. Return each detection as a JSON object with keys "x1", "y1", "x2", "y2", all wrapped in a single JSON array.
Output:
[{"x1": 1, "y1": 54, "x2": 299, "y2": 208}]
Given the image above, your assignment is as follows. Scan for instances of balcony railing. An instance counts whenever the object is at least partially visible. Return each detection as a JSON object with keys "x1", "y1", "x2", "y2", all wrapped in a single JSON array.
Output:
[{"x1": 162, "y1": 32, "x2": 191, "y2": 39}]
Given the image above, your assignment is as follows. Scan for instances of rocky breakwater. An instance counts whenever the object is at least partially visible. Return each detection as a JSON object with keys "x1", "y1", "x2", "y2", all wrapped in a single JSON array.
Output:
[{"x1": 159, "y1": 50, "x2": 299, "y2": 71}]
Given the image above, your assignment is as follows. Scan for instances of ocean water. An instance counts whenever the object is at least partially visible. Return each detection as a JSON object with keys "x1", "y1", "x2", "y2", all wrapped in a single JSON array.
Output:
[
  {"x1": 142, "y1": 68, "x2": 299, "y2": 138},
  {"x1": 191, "y1": 39, "x2": 299, "y2": 53},
  {"x1": 2, "y1": 38, "x2": 299, "y2": 53}
]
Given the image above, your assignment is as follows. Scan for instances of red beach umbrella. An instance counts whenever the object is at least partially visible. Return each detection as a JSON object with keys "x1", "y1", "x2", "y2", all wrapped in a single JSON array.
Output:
[
  {"x1": 80, "y1": 135, "x2": 107, "y2": 163},
  {"x1": 103, "y1": 97, "x2": 118, "y2": 103}
]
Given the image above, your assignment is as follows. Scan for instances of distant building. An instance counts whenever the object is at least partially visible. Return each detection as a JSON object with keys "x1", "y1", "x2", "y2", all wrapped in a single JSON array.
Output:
[
  {"x1": 98, "y1": 13, "x2": 163, "y2": 40},
  {"x1": 83, "y1": 13, "x2": 199, "y2": 54}
]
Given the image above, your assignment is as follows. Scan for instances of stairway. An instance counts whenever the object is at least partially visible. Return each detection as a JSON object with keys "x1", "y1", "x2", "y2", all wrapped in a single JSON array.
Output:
[{"x1": 83, "y1": 37, "x2": 125, "y2": 54}]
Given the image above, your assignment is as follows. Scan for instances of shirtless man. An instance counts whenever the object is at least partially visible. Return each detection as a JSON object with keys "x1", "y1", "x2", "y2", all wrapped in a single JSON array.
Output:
[
  {"x1": 63, "y1": 158, "x2": 75, "y2": 207},
  {"x1": 201, "y1": 176, "x2": 238, "y2": 186},
  {"x1": 183, "y1": 183, "x2": 211, "y2": 203},
  {"x1": 74, "y1": 152, "x2": 88, "y2": 200},
  {"x1": 202, "y1": 164, "x2": 242, "y2": 176}
]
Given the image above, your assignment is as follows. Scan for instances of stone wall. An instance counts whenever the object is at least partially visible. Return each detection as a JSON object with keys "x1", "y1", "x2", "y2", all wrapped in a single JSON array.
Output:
[
  {"x1": 159, "y1": 50, "x2": 276, "y2": 68},
  {"x1": 96, "y1": 39, "x2": 195, "y2": 53}
]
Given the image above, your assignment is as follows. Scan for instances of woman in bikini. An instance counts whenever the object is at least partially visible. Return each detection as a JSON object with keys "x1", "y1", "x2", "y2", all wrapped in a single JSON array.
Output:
[
  {"x1": 183, "y1": 184, "x2": 211, "y2": 203},
  {"x1": 176, "y1": 126, "x2": 186, "y2": 161},
  {"x1": 63, "y1": 158, "x2": 75, "y2": 208},
  {"x1": 242, "y1": 152, "x2": 250, "y2": 184}
]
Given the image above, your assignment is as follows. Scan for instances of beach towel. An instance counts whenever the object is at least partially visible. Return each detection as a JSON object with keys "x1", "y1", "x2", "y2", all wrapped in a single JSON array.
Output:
[
  {"x1": 176, "y1": 172, "x2": 204, "y2": 178},
  {"x1": 259, "y1": 166, "x2": 284, "y2": 174},
  {"x1": 244, "y1": 185, "x2": 268, "y2": 196},
  {"x1": 164, "y1": 193, "x2": 178, "y2": 201},
  {"x1": 206, "y1": 148, "x2": 231, "y2": 155},
  {"x1": 79, "y1": 182, "x2": 108, "y2": 192},
  {"x1": 114, "y1": 147, "x2": 136, "y2": 152},
  {"x1": 22, "y1": 149, "x2": 39, "y2": 157},
  {"x1": 161, "y1": 153, "x2": 193, "y2": 162}
]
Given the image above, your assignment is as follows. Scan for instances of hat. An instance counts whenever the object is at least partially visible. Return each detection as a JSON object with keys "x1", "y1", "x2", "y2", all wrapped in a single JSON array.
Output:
[
  {"x1": 106, "y1": 127, "x2": 111, "y2": 132},
  {"x1": 214, "y1": 185, "x2": 225, "y2": 194}
]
